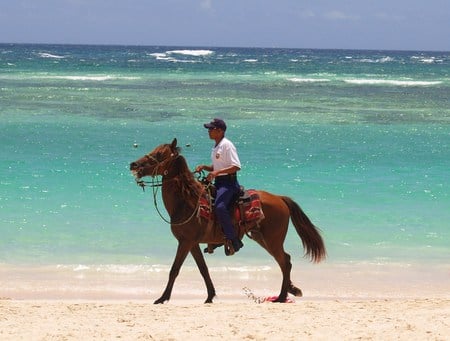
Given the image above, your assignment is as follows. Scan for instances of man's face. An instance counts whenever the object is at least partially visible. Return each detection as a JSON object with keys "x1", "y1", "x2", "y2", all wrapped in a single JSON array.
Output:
[{"x1": 208, "y1": 127, "x2": 223, "y2": 139}]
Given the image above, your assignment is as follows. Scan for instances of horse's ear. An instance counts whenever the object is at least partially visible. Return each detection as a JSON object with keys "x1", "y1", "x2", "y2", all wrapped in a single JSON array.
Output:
[{"x1": 171, "y1": 138, "x2": 178, "y2": 150}]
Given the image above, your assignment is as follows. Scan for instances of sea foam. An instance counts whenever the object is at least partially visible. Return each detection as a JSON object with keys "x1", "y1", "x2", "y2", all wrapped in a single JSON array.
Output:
[
  {"x1": 34, "y1": 75, "x2": 140, "y2": 81},
  {"x1": 288, "y1": 77, "x2": 331, "y2": 83},
  {"x1": 166, "y1": 49, "x2": 214, "y2": 56},
  {"x1": 38, "y1": 52, "x2": 66, "y2": 59},
  {"x1": 344, "y1": 79, "x2": 442, "y2": 86}
]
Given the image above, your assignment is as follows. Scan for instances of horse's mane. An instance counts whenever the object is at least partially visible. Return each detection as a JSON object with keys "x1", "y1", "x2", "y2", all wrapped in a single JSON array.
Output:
[{"x1": 171, "y1": 154, "x2": 204, "y2": 208}]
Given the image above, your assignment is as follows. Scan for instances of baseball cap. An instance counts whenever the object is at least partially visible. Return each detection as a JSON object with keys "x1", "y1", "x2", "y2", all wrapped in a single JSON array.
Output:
[{"x1": 203, "y1": 118, "x2": 227, "y2": 131}]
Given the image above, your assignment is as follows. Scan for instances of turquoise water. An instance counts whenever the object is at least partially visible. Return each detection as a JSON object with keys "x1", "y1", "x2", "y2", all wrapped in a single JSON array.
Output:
[{"x1": 1, "y1": 44, "x2": 449, "y2": 272}]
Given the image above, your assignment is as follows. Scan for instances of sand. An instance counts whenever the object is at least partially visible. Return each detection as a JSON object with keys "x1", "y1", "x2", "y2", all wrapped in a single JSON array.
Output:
[
  {"x1": 1, "y1": 262, "x2": 449, "y2": 340},
  {"x1": 1, "y1": 298, "x2": 449, "y2": 340}
]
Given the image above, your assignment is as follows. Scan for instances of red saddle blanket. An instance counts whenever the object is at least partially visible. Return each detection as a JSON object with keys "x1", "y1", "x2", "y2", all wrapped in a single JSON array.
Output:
[{"x1": 198, "y1": 189, "x2": 264, "y2": 225}]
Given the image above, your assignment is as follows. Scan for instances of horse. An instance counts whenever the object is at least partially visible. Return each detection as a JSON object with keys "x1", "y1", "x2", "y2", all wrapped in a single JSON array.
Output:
[{"x1": 129, "y1": 138, "x2": 326, "y2": 304}]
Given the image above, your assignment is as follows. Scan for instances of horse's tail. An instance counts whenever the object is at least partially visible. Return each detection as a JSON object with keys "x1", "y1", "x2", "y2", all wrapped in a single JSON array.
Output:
[{"x1": 281, "y1": 196, "x2": 326, "y2": 263}]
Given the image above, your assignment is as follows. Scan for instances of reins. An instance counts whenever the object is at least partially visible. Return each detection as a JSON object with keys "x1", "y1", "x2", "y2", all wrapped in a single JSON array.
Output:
[{"x1": 135, "y1": 153, "x2": 211, "y2": 226}]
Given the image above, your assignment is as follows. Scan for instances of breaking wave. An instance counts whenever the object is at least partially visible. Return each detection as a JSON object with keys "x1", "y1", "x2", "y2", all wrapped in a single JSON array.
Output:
[
  {"x1": 344, "y1": 79, "x2": 442, "y2": 86},
  {"x1": 166, "y1": 49, "x2": 214, "y2": 56},
  {"x1": 37, "y1": 52, "x2": 66, "y2": 59},
  {"x1": 288, "y1": 77, "x2": 331, "y2": 83},
  {"x1": 34, "y1": 75, "x2": 140, "y2": 81}
]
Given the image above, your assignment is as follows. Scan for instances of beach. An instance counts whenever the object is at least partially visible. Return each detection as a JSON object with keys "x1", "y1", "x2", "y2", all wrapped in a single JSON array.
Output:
[
  {"x1": 1, "y1": 298, "x2": 449, "y2": 340},
  {"x1": 1, "y1": 263, "x2": 449, "y2": 340},
  {"x1": 1, "y1": 45, "x2": 449, "y2": 340}
]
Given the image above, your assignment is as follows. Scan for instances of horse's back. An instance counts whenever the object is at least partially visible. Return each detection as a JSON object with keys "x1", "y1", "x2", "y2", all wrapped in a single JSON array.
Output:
[{"x1": 256, "y1": 190, "x2": 290, "y2": 220}]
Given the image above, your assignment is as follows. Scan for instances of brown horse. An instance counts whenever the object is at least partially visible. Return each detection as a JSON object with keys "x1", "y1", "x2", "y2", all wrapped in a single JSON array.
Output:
[{"x1": 130, "y1": 138, "x2": 326, "y2": 304}]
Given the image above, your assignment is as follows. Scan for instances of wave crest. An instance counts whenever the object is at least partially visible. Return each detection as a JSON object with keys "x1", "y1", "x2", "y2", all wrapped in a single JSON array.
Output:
[
  {"x1": 288, "y1": 77, "x2": 331, "y2": 83},
  {"x1": 38, "y1": 52, "x2": 66, "y2": 59},
  {"x1": 166, "y1": 49, "x2": 214, "y2": 56},
  {"x1": 35, "y1": 75, "x2": 140, "y2": 81},
  {"x1": 344, "y1": 79, "x2": 442, "y2": 86}
]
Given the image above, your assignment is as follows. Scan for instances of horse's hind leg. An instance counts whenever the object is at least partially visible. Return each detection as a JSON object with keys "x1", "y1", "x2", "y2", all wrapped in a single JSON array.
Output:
[
  {"x1": 190, "y1": 244, "x2": 216, "y2": 303},
  {"x1": 273, "y1": 250, "x2": 293, "y2": 302},
  {"x1": 154, "y1": 241, "x2": 191, "y2": 304},
  {"x1": 253, "y1": 236, "x2": 298, "y2": 302},
  {"x1": 274, "y1": 251, "x2": 303, "y2": 300}
]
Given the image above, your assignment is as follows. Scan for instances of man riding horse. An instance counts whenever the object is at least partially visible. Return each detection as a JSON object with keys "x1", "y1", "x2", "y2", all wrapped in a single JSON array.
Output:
[{"x1": 195, "y1": 118, "x2": 244, "y2": 254}]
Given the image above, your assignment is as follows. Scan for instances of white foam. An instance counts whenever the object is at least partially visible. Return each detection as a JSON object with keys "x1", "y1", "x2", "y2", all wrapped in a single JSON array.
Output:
[
  {"x1": 38, "y1": 52, "x2": 66, "y2": 59},
  {"x1": 148, "y1": 52, "x2": 168, "y2": 59},
  {"x1": 358, "y1": 56, "x2": 395, "y2": 63},
  {"x1": 57, "y1": 263, "x2": 273, "y2": 275},
  {"x1": 411, "y1": 56, "x2": 441, "y2": 64},
  {"x1": 288, "y1": 77, "x2": 331, "y2": 83},
  {"x1": 379, "y1": 56, "x2": 395, "y2": 63},
  {"x1": 73, "y1": 264, "x2": 90, "y2": 271},
  {"x1": 154, "y1": 56, "x2": 177, "y2": 62},
  {"x1": 344, "y1": 79, "x2": 442, "y2": 86},
  {"x1": 149, "y1": 52, "x2": 201, "y2": 62},
  {"x1": 33, "y1": 75, "x2": 140, "y2": 81},
  {"x1": 166, "y1": 49, "x2": 214, "y2": 56},
  {"x1": 419, "y1": 58, "x2": 437, "y2": 64}
]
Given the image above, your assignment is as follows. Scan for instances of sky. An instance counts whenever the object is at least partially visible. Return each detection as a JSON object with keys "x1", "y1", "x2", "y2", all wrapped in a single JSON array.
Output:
[{"x1": 0, "y1": 0, "x2": 449, "y2": 51}]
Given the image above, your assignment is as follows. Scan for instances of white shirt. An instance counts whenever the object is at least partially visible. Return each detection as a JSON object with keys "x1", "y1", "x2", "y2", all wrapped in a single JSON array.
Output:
[{"x1": 211, "y1": 137, "x2": 241, "y2": 175}]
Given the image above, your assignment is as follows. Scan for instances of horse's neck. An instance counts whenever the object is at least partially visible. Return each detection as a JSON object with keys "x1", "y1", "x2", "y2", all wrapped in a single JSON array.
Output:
[
  {"x1": 161, "y1": 175, "x2": 199, "y2": 218},
  {"x1": 161, "y1": 156, "x2": 201, "y2": 217},
  {"x1": 161, "y1": 179, "x2": 180, "y2": 215}
]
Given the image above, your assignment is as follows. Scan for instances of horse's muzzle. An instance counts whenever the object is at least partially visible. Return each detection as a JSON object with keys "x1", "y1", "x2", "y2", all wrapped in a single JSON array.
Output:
[
  {"x1": 129, "y1": 162, "x2": 139, "y2": 171},
  {"x1": 130, "y1": 162, "x2": 143, "y2": 178}
]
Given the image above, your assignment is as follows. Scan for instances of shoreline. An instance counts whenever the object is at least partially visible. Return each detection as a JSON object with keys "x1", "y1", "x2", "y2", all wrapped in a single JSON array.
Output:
[{"x1": 1, "y1": 261, "x2": 449, "y2": 301}]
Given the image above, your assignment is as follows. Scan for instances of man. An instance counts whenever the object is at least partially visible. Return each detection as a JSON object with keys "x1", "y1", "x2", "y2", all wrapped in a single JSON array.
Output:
[{"x1": 196, "y1": 118, "x2": 244, "y2": 254}]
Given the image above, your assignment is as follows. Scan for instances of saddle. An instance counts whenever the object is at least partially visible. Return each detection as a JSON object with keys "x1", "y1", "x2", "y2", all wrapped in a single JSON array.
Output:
[{"x1": 197, "y1": 186, "x2": 265, "y2": 253}]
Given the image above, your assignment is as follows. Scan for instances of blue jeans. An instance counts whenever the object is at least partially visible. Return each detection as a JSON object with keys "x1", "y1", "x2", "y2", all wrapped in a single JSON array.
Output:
[{"x1": 214, "y1": 177, "x2": 240, "y2": 240}]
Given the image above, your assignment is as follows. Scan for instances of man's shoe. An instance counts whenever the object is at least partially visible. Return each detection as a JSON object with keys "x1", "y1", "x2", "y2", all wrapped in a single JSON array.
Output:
[
  {"x1": 224, "y1": 238, "x2": 243, "y2": 256},
  {"x1": 232, "y1": 238, "x2": 244, "y2": 252}
]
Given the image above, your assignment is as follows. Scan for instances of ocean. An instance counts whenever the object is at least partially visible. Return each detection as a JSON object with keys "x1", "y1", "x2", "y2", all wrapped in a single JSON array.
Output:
[{"x1": 1, "y1": 44, "x2": 449, "y2": 299}]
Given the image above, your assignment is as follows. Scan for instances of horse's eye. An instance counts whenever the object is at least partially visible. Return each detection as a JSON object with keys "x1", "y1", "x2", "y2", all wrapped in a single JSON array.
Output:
[{"x1": 155, "y1": 152, "x2": 162, "y2": 161}]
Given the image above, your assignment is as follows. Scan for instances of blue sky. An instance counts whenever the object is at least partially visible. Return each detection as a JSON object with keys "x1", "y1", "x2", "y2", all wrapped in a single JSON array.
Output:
[{"x1": 0, "y1": 0, "x2": 449, "y2": 51}]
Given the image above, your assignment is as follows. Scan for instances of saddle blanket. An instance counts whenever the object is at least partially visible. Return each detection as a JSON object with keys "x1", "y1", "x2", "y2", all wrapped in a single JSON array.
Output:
[{"x1": 198, "y1": 189, "x2": 264, "y2": 225}]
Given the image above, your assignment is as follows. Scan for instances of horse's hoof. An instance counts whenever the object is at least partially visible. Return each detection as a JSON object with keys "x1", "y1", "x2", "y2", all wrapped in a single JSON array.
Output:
[
  {"x1": 273, "y1": 297, "x2": 287, "y2": 303},
  {"x1": 153, "y1": 298, "x2": 166, "y2": 304}
]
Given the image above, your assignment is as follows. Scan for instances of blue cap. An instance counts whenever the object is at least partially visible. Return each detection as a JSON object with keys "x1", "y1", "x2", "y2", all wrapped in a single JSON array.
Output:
[{"x1": 204, "y1": 118, "x2": 227, "y2": 131}]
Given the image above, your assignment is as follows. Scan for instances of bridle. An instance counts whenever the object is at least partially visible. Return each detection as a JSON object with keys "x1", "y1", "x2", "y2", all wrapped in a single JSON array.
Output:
[
  {"x1": 134, "y1": 152, "x2": 209, "y2": 226},
  {"x1": 134, "y1": 153, "x2": 167, "y2": 190}
]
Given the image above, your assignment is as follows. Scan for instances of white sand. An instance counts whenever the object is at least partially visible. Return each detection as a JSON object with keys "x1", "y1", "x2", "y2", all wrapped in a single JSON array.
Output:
[
  {"x1": 1, "y1": 262, "x2": 449, "y2": 340},
  {"x1": 1, "y1": 298, "x2": 449, "y2": 340}
]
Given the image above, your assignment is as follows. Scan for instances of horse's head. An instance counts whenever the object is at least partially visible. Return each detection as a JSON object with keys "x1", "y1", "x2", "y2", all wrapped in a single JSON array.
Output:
[{"x1": 130, "y1": 138, "x2": 181, "y2": 179}]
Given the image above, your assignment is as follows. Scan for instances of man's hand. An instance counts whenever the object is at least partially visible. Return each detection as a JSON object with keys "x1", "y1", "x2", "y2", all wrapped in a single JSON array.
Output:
[{"x1": 206, "y1": 170, "x2": 219, "y2": 182}]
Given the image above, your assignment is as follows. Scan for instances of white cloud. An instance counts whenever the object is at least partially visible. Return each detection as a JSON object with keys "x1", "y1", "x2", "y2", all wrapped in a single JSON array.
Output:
[{"x1": 324, "y1": 10, "x2": 360, "y2": 21}]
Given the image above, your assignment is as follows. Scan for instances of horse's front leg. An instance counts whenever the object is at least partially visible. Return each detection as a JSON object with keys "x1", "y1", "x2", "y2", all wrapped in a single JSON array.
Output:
[
  {"x1": 190, "y1": 244, "x2": 216, "y2": 303},
  {"x1": 154, "y1": 241, "x2": 192, "y2": 304}
]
